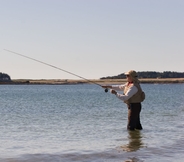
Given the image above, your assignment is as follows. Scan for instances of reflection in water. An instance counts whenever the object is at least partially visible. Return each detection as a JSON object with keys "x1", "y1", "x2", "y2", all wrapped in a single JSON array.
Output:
[{"x1": 121, "y1": 130, "x2": 145, "y2": 152}]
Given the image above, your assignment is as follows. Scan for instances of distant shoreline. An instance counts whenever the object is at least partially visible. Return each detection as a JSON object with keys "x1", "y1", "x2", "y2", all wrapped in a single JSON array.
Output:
[{"x1": 1, "y1": 78, "x2": 184, "y2": 85}]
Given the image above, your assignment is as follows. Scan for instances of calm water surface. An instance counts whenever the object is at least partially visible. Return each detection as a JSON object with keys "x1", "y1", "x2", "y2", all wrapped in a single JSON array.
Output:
[{"x1": 0, "y1": 84, "x2": 184, "y2": 162}]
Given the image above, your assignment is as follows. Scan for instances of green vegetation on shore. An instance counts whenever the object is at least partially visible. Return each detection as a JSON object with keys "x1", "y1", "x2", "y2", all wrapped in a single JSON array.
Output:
[
  {"x1": 1, "y1": 71, "x2": 184, "y2": 84},
  {"x1": 0, "y1": 72, "x2": 11, "y2": 82},
  {"x1": 101, "y1": 71, "x2": 184, "y2": 79}
]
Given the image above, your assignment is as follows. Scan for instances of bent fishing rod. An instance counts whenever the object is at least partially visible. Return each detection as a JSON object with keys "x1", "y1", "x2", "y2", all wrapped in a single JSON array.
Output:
[{"x1": 4, "y1": 49, "x2": 109, "y2": 92}]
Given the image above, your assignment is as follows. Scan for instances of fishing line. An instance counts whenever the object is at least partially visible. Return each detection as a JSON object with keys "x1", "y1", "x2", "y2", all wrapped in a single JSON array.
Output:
[{"x1": 4, "y1": 49, "x2": 108, "y2": 92}]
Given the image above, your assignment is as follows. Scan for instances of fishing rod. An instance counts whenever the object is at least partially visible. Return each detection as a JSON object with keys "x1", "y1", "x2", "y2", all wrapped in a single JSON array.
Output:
[{"x1": 4, "y1": 49, "x2": 109, "y2": 92}]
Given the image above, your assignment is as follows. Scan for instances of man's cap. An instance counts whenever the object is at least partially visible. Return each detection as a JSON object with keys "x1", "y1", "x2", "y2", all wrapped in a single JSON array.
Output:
[{"x1": 124, "y1": 70, "x2": 138, "y2": 77}]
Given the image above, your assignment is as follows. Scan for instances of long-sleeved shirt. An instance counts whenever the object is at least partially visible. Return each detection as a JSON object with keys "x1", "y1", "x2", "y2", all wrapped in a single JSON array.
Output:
[{"x1": 111, "y1": 83, "x2": 138, "y2": 101}]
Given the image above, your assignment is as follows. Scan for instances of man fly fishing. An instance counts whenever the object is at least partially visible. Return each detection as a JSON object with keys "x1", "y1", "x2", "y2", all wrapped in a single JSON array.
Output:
[
  {"x1": 102, "y1": 70, "x2": 145, "y2": 131},
  {"x1": 4, "y1": 50, "x2": 145, "y2": 131}
]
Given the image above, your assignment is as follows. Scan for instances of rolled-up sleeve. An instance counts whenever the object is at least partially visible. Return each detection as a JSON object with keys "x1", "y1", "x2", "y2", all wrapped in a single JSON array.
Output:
[{"x1": 116, "y1": 85, "x2": 138, "y2": 101}]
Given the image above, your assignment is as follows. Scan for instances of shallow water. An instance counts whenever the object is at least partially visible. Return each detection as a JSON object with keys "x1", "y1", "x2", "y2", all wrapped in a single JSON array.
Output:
[{"x1": 0, "y1": 84, "x2": 184, "y2": 162}]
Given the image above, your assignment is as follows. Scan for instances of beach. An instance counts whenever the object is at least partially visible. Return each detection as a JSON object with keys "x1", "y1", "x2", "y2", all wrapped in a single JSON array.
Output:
[{"x1": 1, "y1": 78, "x2": 184, "y2": 85}]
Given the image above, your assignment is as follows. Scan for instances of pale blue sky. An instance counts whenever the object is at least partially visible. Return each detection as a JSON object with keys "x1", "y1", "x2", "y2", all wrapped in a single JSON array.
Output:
[{"x1": 1, "y1": 0, "x2": 183, "y2": 79}]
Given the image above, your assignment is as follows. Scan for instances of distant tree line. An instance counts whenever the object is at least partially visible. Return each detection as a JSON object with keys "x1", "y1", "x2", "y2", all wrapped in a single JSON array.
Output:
[
  {"x1": 0, "y1": 72, "x2": 11, "y2": 81},
  {"x1": 100, "y1": 71, "x2": 184, "y2": 79}
]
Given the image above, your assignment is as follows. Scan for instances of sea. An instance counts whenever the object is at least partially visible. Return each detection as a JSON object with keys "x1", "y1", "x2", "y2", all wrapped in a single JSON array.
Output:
[{"x1": 0, "y1": 83, "x2": 184, "y2": 162}]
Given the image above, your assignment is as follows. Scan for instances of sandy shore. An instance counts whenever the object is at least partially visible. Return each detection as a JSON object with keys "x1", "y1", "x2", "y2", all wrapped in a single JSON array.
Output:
[{"x1": 1, "y1": 78, "x2": 183, "y2": 85}]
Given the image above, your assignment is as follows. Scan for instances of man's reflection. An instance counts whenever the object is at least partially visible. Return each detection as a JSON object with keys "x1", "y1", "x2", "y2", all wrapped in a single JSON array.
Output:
[{"x1": 121, "y1": 130, "x2": 144, "y2": 152}]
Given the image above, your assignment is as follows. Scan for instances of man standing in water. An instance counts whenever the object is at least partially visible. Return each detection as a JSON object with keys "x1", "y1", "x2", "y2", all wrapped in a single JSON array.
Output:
[{"x1": 102, "y1": 70, "x2": 145, "y2": 131}]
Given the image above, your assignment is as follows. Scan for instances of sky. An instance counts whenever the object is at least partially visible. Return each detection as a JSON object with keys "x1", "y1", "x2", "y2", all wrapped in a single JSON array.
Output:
[{"x1": 1, "y1": 0, "x2": 184, "y2": 79}]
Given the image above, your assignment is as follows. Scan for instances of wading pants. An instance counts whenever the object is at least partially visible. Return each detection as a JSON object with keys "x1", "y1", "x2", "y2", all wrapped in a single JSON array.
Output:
[{"x1": 127, "y1": 103, "x2": 143, "y2": 131}]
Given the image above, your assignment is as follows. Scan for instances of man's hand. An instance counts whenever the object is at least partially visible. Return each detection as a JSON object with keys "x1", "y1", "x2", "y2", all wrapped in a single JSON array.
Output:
[{"x1": 110, "y1": 89, "x2": 117, "y2": 95}]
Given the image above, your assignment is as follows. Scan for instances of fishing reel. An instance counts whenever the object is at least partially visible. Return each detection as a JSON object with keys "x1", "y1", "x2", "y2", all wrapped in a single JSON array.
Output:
[{"x1": 105, "y1": 88, "x2": 108, "y2": 93}]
